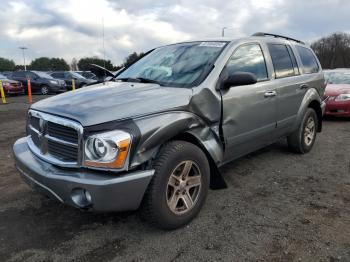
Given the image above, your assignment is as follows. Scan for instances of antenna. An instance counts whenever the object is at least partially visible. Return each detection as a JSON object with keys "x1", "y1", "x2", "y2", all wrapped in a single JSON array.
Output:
[{"x1": 102, "y1": 17, "x2": 106, "y2": 82}]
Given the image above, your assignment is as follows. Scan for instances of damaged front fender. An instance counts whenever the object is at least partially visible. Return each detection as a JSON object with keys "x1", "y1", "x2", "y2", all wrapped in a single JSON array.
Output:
[{"x1": 130, "y1": 111, "x2": 227, "y2": 189}]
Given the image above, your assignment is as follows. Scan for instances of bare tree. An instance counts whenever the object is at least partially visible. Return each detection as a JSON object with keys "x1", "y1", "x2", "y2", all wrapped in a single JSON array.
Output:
[{"x1": 311, "y1": 32, "x2": 350, "y2": 69}]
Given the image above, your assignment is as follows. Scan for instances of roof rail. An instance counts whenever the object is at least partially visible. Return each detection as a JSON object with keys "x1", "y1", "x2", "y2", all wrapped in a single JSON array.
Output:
[{"x1": 252, "y1": 32, "x2": 305, "y2": 45}]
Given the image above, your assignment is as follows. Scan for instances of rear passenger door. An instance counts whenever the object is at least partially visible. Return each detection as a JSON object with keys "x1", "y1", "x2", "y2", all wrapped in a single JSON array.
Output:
[{"x1": 267, "y1": 43, "x2": 305, "y2": 132}]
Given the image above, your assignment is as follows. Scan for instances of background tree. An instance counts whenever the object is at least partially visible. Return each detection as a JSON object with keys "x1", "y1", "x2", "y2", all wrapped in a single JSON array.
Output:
[
  {"x1": 30, "y1": 57, "x2": 69, "y2": 71},
  {"x1": 77, "y1": 57, "x2": 116, "y2": 71},
  {"x1": 14, "y1": 65, "x2": 25, "y2": 71},
  {"x1": 50, "y1": 58, "x2": 70, "y2": 71},
  {"x1": 71, "y1": 58, "x2": 78, "y2": 71},
  {"x1": 123, "y1": 52, "x2": 145, "y2": 68},
  {"x1": 30, "y1": 57, "x2": 51, "y2": 70},
  {"x1": 311, "y1": 32, "x2": 350, "y2": 69},
  {"x1": 0, "y1": 57, "x2": 16, "y2": 71}
]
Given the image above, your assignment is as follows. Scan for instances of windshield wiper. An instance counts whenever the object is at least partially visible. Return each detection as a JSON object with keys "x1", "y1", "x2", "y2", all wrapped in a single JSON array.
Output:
[{"x1": 116, "y1": 77, "x2": 163, "y2": 86}]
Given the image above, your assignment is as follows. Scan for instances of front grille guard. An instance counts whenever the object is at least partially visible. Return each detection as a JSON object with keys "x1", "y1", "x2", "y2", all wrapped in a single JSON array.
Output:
[{"x1": 27, "y1": 109, "x2": 84, "y2": 168}]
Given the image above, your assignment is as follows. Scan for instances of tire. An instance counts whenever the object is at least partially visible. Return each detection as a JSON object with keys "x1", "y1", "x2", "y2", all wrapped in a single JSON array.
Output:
[
  {"x1": 142, "y1": 141, "x2": 210, "y2": 230},
  {"x1": 40, "y1": 85, "x2": 50, "y2": 95},
  {"x1": 287, "y1": 108, "x2": 318, "y2": 154}
]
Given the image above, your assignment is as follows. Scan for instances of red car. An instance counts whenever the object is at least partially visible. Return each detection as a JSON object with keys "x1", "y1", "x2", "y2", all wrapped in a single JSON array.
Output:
[
  {"x1": 0, "y1": 73, "x2": 24, "y2": 95},
  {"x1": 324, "y1": 70, "x2": 350, "y2": 117}
]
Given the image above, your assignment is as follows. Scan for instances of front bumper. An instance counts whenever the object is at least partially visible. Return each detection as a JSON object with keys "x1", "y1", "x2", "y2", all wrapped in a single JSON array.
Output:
[
  {"x1": 50, "y1": 84, "x2": 67, "y2": 93},
  {"x1": 324, "y1": 100, "x2": 350, "y2": 117},
  {"x1": 13, "y1": 137, "x2": 154, "y2": 212}
]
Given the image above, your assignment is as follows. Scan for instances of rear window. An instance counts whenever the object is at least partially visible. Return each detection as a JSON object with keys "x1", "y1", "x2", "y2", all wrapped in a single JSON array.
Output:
[
  {"x1": 268, "y1": 44, "x2": 296, "y2": 78},
  {"x1": 296, "y1": 46, "x2": 319, "y2": 74}
]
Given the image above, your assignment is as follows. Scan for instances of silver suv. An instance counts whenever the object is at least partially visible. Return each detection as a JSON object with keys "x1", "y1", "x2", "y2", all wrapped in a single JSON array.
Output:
[{"x1": 13, "y1": 32, "x2": 325, "y2": 229}]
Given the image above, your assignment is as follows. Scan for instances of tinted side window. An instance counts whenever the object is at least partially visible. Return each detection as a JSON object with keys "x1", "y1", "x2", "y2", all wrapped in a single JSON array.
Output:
[
  {"x1": 227, "y1": 44, "x2": 268, "y2": 81},
  {"x1": 64, "y1": 72, "x2": 71, "y2": 78},
  {"x1": 296, "y1": 46, "x2": 319, "y2": 74},
  {"x1": 52, "y1": 72, "x2": 64, "y2": 78},
  {"x1": 287, "y1": 46, "x2": 299, "y2": 75},
  {"x1": 268, "y1": 44, "x2": 295, "y2": 78},
  {"x1": 26, "y1": 72, "x2": 36, "y2": 79}
]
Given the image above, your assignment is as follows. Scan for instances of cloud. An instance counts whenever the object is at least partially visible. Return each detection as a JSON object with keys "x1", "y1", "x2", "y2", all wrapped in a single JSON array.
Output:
[{"x1": 0, "y1": 0, "x2": 349, "y2": 66}]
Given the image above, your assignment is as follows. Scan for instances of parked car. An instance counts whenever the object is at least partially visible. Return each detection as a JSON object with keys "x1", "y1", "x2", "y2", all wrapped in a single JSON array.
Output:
[
  {"x1": 1, "y1": 71, "x2": 13, "y2": 79},
  {"x1": 75, "y1": 71, "x2": 98, "y2": 80},
  {"x1": 0, "y1": 73, "x2": 24, "y2": 95},
  {"x1": 323, "y1": 69, "x2": 350, "y2": 117},
  {"x1": 13, "y1": 33, "x2": 325, "y2": 229},
  {"x1": 50, "y1": 71, "x2": 96, "y2": 90},
  {"x1": 11, "y1": 71, "x2": 66, "y2": 95}
]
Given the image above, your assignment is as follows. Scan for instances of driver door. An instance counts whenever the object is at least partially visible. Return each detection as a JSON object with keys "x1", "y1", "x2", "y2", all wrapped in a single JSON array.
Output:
[{"x1": 221, "y1": 43, "x2": 278, "y2": 162}]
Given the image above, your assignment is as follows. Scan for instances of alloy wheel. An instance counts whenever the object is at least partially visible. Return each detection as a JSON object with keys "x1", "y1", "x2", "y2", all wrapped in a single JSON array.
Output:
[
  {"x1": 166, "y1": 160, "x2": 202, "y2": 215},
  {"x1": 304, "y1": 116, "x2": 315, "y2": 146}
]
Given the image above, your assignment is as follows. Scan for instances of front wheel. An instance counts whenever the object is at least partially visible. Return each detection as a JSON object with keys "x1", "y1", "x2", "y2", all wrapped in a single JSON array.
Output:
[
  {"x1": 287, "y1": 108, "x2": 318, "y2": 154},
  {"x1": 40, "y1": 85, "x2": 50, "y2": 95},
  {"x1": 142, "y1": 141, "x2": 210, "y2": 230}
]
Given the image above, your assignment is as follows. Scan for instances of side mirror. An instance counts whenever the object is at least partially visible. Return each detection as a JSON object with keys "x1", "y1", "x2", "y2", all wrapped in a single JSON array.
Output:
[{"x1": 223, "y1": 72, "x2": 257, "y2": 89}]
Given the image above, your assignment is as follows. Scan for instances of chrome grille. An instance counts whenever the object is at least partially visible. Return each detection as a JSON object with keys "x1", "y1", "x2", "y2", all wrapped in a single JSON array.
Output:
[
  {"x1": 48, "y1": 140, "x2": 78, "y2": 162},
  {"x1": 27, "y1": 110, "x2": 83, "y2": 167},
  {"x1": 47, "y1": 122, "x2": 78, "y2": 144}
]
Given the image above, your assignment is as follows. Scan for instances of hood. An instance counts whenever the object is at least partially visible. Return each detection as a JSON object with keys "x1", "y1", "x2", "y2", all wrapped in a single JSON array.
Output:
[
  {"x1": 31, "y1": 81, "x2": 192, "y2": 126},
  {"x1": 1, "y1": 79, "x2": 19, "y2": 84},
  {"x1": 325, "y1": 84, "x2": 350, "y2": 96}
]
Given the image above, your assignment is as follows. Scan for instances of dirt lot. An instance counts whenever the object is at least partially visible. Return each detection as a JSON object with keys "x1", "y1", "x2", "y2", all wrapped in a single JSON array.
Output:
[{"x1": 0, "y1": 95, "x2": 349, "y2": 262}]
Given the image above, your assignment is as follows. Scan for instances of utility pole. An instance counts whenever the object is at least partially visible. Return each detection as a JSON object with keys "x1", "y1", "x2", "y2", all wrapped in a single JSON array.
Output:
[
  {"x1": 19, "y1": 47, "x2": 28, "y2": 70},
  {"x1": 221, "y1": 27, "x2": 227, "y2": 37}
]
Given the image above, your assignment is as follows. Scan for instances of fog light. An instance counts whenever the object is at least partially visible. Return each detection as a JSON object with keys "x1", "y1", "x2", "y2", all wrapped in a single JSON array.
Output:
[{"x1": 71, "y1": 188, "x2": 92, "y2": 208}]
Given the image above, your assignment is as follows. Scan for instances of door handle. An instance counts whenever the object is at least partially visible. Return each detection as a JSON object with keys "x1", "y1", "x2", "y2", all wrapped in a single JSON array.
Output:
[
  {"x1": 264, "y1": 91, "x2": 277, "y2": 97},
  {"x1": 300, "y1": 84, "x2": 309, "y2": 89}
]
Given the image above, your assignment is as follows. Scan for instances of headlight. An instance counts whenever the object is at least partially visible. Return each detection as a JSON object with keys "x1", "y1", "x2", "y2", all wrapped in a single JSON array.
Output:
[
  {"x1": 335, "y1": 94, "x2": 350, "y2": 101},
  {"x1": 84, "y1": 130, "x2": 131, "y2": 169},
  {"x1": 49, "y1": 80, "x2": 58, "y2": 84}
]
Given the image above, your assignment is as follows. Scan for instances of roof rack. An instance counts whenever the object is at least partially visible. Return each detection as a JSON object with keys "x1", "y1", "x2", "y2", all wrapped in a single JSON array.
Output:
[{"x1": 252, "y1": 32, "x2": 305, "y2": 45}]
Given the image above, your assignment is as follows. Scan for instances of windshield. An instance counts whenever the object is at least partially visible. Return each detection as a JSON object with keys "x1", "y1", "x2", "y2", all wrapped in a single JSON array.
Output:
[
  {"x1": 70, "y1": 71, "x2": 85, "y2": 79},
  {"x1": 34, "y1": 71, "x2": 54, "y2": 79},
  {"x1": 0, "y1": 73, "x2": 7, "y2": 79},
  {"x1": 325, "y1": 71, "x2": 350, "y2": 84},
  {"x1": 117, "y1": 41, "x2": 228, "y2": 87}
]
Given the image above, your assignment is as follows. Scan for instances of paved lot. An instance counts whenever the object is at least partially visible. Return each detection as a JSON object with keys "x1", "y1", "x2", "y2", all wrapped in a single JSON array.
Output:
[{"x1": 0, "y1": 95, "x2": 349, "y2": 262}]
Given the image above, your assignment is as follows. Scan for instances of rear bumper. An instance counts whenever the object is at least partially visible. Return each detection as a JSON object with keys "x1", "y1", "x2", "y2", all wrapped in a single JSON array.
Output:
[
  {"x1": 50, "y1": 84, "x2": 67, "y2": 92},
  {"x1": 13, "y1": 137, "x2": 154, "y2": 212}
]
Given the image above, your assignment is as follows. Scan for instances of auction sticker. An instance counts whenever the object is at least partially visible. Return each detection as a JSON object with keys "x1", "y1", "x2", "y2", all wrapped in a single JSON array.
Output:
[{"x1": 199, "y1": 42, "x2": 226, "y2": 48}]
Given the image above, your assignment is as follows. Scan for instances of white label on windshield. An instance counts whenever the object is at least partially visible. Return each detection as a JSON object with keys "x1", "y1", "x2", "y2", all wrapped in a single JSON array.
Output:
[{"x1": 199, "y1": 42, "x2": 226, "y2": 48}]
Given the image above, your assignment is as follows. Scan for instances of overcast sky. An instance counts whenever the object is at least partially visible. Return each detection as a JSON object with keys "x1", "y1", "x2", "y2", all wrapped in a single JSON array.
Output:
[{"x1": 0, "y1": 0, "x2": 349, "y2": 66}]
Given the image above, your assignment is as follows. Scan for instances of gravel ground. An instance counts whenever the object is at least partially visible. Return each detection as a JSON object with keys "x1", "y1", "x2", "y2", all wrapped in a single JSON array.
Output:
[{"x1": 0, "y1": 95, "x2": 349, "y2": 262}]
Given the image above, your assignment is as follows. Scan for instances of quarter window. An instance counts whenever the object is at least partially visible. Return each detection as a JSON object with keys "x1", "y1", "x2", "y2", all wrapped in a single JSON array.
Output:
[
  {"x1": 296, "y1": 46, "x2": 319, "y2": 74},
  {"x1": 227, "y1": 44, "x2": 268, "y2": 81},
  {"x1": 268, "y1": 44, "x2": 295, "y2": 78}
]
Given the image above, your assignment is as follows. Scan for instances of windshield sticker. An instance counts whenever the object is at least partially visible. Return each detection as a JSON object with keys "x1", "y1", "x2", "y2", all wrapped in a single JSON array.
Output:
[{"x1": 199, "y1": 42, "x2": 226, "y2": 48}]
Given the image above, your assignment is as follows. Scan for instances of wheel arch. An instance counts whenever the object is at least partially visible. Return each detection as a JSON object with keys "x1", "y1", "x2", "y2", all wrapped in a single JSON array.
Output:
[
  {"x1": 308, "y1": 100, "x2": 322, "y2": 132},
  {"x1": 130, "y1": 111, "x2": 227, "y2": 189},
  {"x1": 294, "y1": 88, "x2": 323, "y2": 132},
  {"x1": 171, "y1": 132, "x2": 227, "y2": 190}
]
